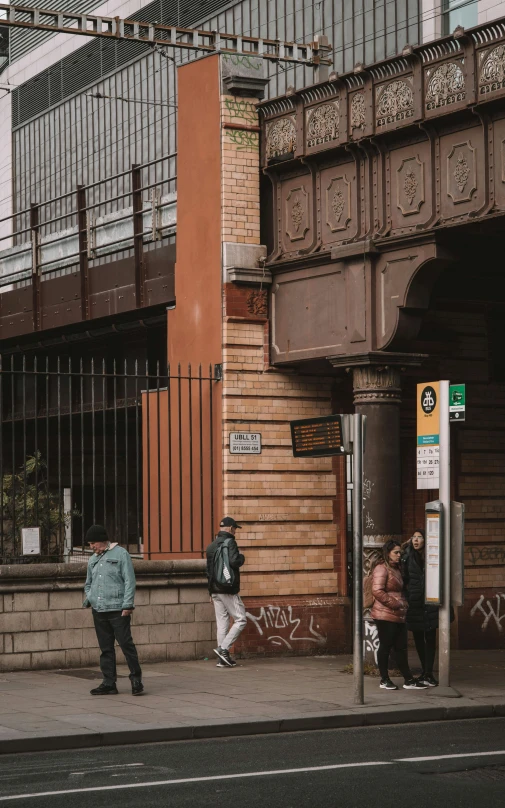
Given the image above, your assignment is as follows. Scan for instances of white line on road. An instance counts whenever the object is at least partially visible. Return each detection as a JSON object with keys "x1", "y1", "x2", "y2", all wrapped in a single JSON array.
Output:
[
  {"x1": 396, "y1": 750, "x2": 505, "y2": 763},
  {"x1": 69, "y1": 764, "x2": 145, "y2": 775},
  {"x1": 0, "y1": 761, "x2": 392, "y2": 801}
]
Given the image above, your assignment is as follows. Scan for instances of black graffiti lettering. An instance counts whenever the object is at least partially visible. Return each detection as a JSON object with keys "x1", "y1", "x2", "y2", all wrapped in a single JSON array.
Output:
[{"x1": 468, "y1": 545, "x2": 505, "y2": 565}]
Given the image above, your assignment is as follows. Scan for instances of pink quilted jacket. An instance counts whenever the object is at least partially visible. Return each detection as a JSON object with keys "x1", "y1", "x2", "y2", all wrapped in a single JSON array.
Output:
[{"x1": 370, "y1": 562, "x2": 407, "y2": 624}]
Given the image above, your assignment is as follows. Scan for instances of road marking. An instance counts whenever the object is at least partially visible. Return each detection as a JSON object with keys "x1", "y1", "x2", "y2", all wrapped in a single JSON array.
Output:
[
  {"x1": 0, "y1": 761, "x2": 392, "y2": 801},
  {"x1": 396, "y1": 750, "x2": 505, "y2": 763},
  {"x1": 69, "y1": 764, "x2": 144, "y2": 775}
]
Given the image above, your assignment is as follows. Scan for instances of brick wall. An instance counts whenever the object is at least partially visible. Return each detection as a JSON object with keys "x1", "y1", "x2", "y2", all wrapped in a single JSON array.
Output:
[
  {"x1": 0, "y1": 562, "x2": 214, "y2": 672},
  {"x1": 218, "y1": 83, "x2": 347, "y2": 654}
]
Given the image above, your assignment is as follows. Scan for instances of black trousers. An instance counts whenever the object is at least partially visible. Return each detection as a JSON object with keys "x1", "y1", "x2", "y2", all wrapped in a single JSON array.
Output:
[
  {"x1": 375, "y1": 620, "x2": 412, "y2": 681},
  {"x1": 412, "y1": 628, "x2": 437, "y2": 676},
  {"x1": 92, "y1": 609, "x2": 142, "y2": 686}
]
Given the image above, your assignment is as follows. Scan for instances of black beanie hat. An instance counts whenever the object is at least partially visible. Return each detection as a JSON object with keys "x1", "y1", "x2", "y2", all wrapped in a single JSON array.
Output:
[{"x1": 85, "y1": 524, "x2": 109, "y2": 544}]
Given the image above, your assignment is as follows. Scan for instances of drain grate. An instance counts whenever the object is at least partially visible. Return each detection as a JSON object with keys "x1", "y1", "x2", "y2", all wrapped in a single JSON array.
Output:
[{"x1": 435, "y1": 765, "x2": 505, "y2": 783}]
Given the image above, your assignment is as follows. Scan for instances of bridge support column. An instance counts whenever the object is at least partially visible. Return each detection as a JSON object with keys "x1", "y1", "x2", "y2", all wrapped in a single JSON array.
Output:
[{"x1": 352, "y1": 362, "x2": 403, "y2": 569}]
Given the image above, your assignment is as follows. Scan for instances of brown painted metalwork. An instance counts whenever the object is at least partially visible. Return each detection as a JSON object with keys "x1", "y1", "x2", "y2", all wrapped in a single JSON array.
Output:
[{"x1": 260, "y1": 18, "x2": 505, "y2": 365}]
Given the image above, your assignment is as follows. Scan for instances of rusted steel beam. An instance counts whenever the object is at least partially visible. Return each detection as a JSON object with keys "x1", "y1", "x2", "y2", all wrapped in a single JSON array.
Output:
[{"x1": 0, "y1": 3, "x2": 331, "y2": 66}]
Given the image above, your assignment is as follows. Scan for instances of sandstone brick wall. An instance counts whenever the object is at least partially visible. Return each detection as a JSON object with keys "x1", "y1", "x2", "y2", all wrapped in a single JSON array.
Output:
[
  {"x1": 217, "y1": 83, "x2": 346, "y2": 654},
  {"x1": 0, "y1": 564, "x2": 215, "y2": 672}
]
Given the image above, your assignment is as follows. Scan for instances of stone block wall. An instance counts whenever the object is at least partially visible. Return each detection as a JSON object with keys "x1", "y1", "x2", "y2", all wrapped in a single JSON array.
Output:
[{"x1": 0, "y1": 561, "x2": 215, "y2": 672}]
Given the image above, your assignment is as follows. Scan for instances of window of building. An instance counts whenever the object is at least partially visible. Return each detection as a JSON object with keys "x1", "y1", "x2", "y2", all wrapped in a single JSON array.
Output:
[{"x1": 443, "y1": 0, "x2": 478, "y2": 35}]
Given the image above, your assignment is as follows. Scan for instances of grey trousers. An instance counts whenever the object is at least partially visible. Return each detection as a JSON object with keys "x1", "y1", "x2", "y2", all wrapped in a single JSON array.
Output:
[{"x1": 211, "y1": 593, "x2": 247, "y2": 650}]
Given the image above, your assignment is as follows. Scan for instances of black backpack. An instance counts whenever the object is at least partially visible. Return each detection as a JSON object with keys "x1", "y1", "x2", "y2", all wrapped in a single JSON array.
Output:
[{"x1": 212, "y1": 537, "x2": 235, "y2": 590}]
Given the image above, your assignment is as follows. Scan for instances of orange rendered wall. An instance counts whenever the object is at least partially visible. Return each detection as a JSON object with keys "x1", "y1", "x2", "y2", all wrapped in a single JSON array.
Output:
[{"x1": 143, "y1": 55, "x2": 223, "y2": 555}]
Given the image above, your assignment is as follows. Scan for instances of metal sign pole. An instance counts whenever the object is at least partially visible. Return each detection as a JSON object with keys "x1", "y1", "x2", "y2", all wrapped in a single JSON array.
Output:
[
  {"x1": 352, "y1": 414, "x2": 364, "y2": 705},
  {"x1": 438, "y1": 380, "x2": 451, "y2": 687}
]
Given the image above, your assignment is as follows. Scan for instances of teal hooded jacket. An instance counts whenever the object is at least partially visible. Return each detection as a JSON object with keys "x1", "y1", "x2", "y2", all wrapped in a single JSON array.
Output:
[{"x1": 83, "y1": 543, "x2": 136, "y2": 612}]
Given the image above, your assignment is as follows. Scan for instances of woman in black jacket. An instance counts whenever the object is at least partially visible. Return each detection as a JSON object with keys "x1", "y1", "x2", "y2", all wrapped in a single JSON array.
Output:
[{"x1": 402, "y1": 529, "x2": 439, "y2": 687}]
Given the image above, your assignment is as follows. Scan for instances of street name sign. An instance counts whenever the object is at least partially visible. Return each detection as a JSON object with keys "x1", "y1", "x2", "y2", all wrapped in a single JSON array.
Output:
[
  {"x1": 229, "y1": 432, "x2": 262, "y2": 454},
  {"x1": 290, "y1": 414, "x2": 344, "y2": 457}
]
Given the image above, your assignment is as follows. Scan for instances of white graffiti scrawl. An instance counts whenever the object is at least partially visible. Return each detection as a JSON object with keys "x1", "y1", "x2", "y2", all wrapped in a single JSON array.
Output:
[
  {"x1": 246, "y1": 605, "x2": 327, "y2": 650},
  {"x1": 470, "y1": 593, "x2": 505, "y2": 632},
  {"x1": 364, "y1": 621, "x2": 379, "y2": 664}
]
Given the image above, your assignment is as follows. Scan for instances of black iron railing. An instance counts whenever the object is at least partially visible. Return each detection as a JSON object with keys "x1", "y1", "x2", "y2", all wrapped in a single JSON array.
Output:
[{"x1": 0, "y1": 356, "x2": 220, "y2": 562}]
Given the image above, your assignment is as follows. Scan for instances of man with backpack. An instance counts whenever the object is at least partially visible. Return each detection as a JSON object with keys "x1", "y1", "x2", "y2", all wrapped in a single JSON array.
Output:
[{"x1": 206, "y1": 516, "x2": 247, "y2": 668}]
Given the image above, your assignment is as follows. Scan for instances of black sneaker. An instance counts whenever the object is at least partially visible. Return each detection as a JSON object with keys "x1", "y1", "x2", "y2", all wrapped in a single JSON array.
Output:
[
  {"x1": 216, "y1": 659, "x2": 237, "y2": 668},
  {"x1": 90, "y1": 683, "x2": 118, "y2": 695},
  {"x1": 131, "y1": 679, "x2": 144, "y2": 695},
  {"x1": 379, "y1": 678, "x2": 398, "y2": 690},
  {"x1": 403, "y1": 678, "x2": 428, "y2": 689},
  {"x1": 213, "y1": 647, "x2": 235, "y2": 668},
  {"x1": 419, "y1": 674, "x2": 438, "y2": 687}
]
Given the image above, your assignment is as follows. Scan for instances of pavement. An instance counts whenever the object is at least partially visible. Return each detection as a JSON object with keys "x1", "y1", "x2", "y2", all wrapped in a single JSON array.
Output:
[{"x1": 1, "y1": 649, "x2": 505, "y2": 754}]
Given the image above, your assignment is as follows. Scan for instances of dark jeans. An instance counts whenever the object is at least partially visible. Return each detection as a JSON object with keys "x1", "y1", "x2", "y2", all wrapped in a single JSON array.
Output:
[
  {"x1": 375, "y1": 620, "x2": 412, "y2": 682},
  {"x1": 412, "y1": 628, "x2": 437, "y2": 676},
  {"x1": 92, "y1": 609, "x2": 142, "y2": 686}
]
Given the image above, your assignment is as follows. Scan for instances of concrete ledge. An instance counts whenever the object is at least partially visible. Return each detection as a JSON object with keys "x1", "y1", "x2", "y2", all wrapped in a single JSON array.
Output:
[
  {"x1": 0, "y1": 559, "x2": 206, "y2": 591},
  {"x1": 2, "y1": 702, "x2": 505, "y2": 755}
]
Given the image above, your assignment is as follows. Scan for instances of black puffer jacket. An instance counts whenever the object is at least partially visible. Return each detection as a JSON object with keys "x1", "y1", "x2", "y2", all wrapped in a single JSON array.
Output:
[
  {"x1": 206, "y1": 531, "x2": 245, "y2": 595},
  {"x1": 402, "y1": 543, "x2": 439, "y2": 632}
]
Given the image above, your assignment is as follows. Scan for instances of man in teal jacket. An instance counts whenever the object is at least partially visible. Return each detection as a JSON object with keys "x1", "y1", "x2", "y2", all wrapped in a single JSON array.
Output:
[{"x1": 83, "y1": 525, "x2": 144, "y2": 695}]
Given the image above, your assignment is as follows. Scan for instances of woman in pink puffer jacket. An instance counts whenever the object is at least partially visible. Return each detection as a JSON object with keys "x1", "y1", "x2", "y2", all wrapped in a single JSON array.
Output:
[{"x1": 370, "y1": 539, "x2": 428, "y2": 691}]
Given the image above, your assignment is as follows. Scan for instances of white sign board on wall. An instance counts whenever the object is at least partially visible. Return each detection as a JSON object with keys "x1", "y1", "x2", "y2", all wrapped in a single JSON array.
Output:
[{"x1": 229, "y1": 432, "x2": 262, "y2": 454}]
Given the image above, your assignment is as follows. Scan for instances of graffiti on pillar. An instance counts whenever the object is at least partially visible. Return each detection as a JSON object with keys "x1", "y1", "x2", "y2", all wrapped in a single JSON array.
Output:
[
  {"x1": 363, "y1": 477, "x2": 375, "y2": 533},
  {"x1": 224, "y1": 98, "x2": 258, "y2": 122},
  {"x1": 470, "y1": 593, "x2": 505, "y2": 631},
  {"x1": 364, "y1": 621, "x2": 379, "y2": 664},
  {"x1": 246, "y1": 605, "x2": 327, "y2": 650},
  {"x1": 222, "y1": 53, "x2": 263, "y2": 71},
  {"x1": 226, "y1": 129, "x2": 259, "y2": 151},
  {"x1": 363, "y1": 478, "x2": 374, "y2": 499}
]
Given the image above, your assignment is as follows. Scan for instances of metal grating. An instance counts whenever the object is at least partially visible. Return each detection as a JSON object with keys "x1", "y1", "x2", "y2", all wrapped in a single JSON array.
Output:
[
  {"x1": 10, "y1": 0, "x2": 238, "y2": 128},
  {"x1": 9, "y1": 0, "x2": 104, "y2": 63}
]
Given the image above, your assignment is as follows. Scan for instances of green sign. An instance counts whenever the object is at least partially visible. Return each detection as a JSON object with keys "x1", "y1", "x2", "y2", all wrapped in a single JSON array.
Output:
[{"x1": 449, "y1": 383, "x2": 465, "y2": 422}]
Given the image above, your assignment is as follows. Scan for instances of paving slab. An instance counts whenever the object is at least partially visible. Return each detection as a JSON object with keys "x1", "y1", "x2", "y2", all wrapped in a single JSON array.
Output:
[{"x1": 1, "y1": 649, "x2": 505, "y2": 753}]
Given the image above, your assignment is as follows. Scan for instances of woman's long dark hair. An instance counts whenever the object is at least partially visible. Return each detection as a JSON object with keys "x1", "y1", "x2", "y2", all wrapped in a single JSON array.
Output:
[{"x1": 371, "y1": 538, "x2": 402, "y2": 572}]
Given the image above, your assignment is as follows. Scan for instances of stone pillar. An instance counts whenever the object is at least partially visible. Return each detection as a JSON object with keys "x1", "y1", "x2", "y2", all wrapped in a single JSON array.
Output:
[
  {"x1": 351, "y1": 362, "x2": 404, "y2": 667},
  {"x1": 352, "y1": 364, "x2": 403, "y2": 574}
]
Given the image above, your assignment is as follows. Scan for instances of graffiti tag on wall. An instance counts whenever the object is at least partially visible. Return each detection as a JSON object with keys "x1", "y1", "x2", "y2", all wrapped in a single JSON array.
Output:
[
  {"x1": 246, "y1": 605, "x2": 327, "y2": 651},
  {"x1": 364, "y1": 620, "x2": 379, "y2": 663},
  {"x1": 470, "y1": 593, "x2": 505, "y2": 631}
]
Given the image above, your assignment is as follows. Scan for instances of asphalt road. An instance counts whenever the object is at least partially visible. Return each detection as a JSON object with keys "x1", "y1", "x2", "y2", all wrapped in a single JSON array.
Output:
[{"x1": 1, "y1": 718, "x2": 505, "y2": 807}]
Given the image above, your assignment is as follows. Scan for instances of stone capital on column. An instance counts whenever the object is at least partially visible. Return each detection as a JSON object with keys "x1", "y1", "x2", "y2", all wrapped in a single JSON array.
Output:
[{"x1": 352, "y1": 365, "x2": 402, "y2": 406}]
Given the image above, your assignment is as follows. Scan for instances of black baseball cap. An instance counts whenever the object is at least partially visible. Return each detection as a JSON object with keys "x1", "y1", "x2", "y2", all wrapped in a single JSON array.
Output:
[{"x1": 220, "y1": 517, "x2": 242, "y2": 529}]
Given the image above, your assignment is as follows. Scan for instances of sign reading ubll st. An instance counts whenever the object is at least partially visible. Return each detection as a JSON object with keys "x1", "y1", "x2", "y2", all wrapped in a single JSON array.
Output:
[
  {"x1": 425, "y1": 501, "x2": 443, "y2": 605},
  {"x1": 417, "y1": 382, "x2": 440, "y2": 490},
  {"x1": 229, "y1": 432, "x2": 262, "y2": 454},
  {"x1": 449, "y1": 383, "x2": 466, "y2": 422},
  {"x1": 22, "y1": 527, "x2": 41, "y2": 555}
]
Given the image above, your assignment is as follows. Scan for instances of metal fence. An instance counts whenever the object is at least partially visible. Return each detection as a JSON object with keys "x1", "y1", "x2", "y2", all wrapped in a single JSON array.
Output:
[{"x1": 0, "y1": 356, "x2": 220, "y2": 563}]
